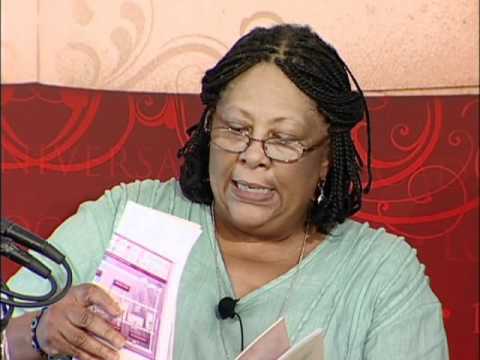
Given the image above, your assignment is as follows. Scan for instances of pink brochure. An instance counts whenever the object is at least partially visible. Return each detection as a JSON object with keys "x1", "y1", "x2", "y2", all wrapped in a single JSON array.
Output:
[{"x1": 89, "y1": 201, "x2": 202, "y2": 360}]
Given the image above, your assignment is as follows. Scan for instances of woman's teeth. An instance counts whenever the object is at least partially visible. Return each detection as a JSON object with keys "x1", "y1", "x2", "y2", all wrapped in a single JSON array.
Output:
[{"x1": 236, "y1": 182, "x2": 271, "y2": 193}]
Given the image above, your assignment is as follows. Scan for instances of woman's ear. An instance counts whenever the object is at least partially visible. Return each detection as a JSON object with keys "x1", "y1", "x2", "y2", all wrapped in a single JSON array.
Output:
[
  {"x1": 319, "y1": 156, "x2": 329, "y2": 180},
  {"x1": 318, "y1": 137, "x2": 331, "y2": 180}
]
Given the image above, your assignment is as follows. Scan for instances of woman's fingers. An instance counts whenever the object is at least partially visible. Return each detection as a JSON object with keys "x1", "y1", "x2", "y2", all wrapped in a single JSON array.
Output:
[
  {"x1": 35, "y1": 284, "x2": 127, "y2": 359},
  {"x1": 40, "y1": 326, "x2": 102, "y2": 360},
  {"x1": 73, "y1": 284, "x2": 123, "y2": 317},
  {"x1": 67, "y1": 306, "x2": 126, "y2": 350},
  {"x1": 59, "y1": 322, "x2": 120, "y2": 360}
]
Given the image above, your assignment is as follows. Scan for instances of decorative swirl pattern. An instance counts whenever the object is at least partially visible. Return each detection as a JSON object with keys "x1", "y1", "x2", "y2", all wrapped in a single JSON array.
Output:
[
  {"x1": 239, "y1": 11, "x2": 284, "y2": 35},
  {"x1": 1, "y1": 85, "x2": 478, "y2": 359},
  {"x1": 103, "y1": 1, "x2": 154, "y2": 85},
  {"x1": 50, "y1": 8, "x2": 286, "y2": 92},
  {"x1": 72, "y1": 0, "x2": 94, "y2": 25},
  {"x1": 2, "y1": 87, "x2": 102, "y2": 170},
  {"x1": 53, "y1": 0, "x2": 155, "y2": 90},
  {"x1": 119, "y1": 35, "x2": 227, "y2": 93},
  {"x1": 353, "y1": 97, "x2": 478, "y2": 241},
  {"x1": 2, "y1": 86, "x2": 476, "y2": 242},
  {"x1": 39, "y1": 8, "x2": 292, "y2": 93},
  {"x1": 134, "y1": 95, "x2": 171, "y2": 127},
  {"x1": 2, "y1": 3, "x2": 478, "y2": 96},
  {"x1": 56, "y1": 43, "x2": 102, "y2": 87},
  {"x1": 0, "y1": 85, "x2": 204, "y2": 172}
]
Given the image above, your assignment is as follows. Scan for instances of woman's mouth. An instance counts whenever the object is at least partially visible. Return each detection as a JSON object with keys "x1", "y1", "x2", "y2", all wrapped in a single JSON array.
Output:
[{"x1": 231, "y1": 180, "x2": 275, "y2": 202}]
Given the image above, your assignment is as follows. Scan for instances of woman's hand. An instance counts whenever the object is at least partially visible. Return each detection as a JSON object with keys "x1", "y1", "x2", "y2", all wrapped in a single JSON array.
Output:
[{"x1": 36, "y1": 283, "x2": 127, "y2": 360}]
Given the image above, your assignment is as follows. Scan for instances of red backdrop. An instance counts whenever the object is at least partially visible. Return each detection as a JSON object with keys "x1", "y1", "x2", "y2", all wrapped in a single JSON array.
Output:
[{"x1": 1, "y1": 84, "x2": 478, "y2": 359}]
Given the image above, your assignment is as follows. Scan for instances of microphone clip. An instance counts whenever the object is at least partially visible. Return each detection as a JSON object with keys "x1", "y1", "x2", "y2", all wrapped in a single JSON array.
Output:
[{"x1": 217, "y1": 296, "x2": 239, "y2": 319}]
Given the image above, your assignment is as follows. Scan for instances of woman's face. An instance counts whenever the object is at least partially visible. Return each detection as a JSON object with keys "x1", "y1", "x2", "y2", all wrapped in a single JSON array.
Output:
[{"x1": 209, "y1": 63, "x2": 330, "y2": 238}]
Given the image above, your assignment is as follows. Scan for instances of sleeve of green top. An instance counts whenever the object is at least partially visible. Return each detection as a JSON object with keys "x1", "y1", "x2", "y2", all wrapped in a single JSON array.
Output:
[
  {"x1": 363, "y1": 237, "x2": 449, "y2": 359},
  {"x1": 6, "y1": 179, "x2": 174, "y2": 317}
]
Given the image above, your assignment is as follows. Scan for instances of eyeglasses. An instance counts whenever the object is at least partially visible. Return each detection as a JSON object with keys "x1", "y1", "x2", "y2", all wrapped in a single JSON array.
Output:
[{"x1": 208, "y1": 126, "x2": 327, "y2": 163}]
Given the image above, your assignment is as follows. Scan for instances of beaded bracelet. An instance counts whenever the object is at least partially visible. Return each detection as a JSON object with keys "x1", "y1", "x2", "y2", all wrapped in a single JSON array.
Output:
[{"x1": 31, "y1": 307, "x2": 49, "y2": 358}]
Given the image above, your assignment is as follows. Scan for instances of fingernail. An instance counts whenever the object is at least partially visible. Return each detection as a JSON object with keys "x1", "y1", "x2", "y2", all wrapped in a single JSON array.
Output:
[
  {"x1": 116, "y1": 336, "x2": 127, "y2": 349},
  {"x1": 116, "y1": 302, "x2": 127, "y2": 314}
]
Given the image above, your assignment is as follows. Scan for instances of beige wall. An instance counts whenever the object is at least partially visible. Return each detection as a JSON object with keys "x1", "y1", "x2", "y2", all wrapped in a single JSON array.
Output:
[{"x1": 1, "y1": 0, "x2": 478, "y2": 95}]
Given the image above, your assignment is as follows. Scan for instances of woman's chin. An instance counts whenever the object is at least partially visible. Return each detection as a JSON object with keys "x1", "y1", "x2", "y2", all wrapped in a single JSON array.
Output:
[{"x1": 225, "y1": 203, "x2": 277, "y2": 231}]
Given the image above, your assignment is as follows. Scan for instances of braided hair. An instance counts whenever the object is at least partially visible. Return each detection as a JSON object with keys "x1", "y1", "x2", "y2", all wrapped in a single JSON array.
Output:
[{"x1": 178, "y1": 24, "x2": 372, "y2": 234}]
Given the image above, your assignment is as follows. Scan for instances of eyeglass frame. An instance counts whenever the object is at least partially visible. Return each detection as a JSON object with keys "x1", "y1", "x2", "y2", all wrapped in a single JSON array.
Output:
[{"x1": 203, "y1": 111, "x2": 329, "y2": 164}]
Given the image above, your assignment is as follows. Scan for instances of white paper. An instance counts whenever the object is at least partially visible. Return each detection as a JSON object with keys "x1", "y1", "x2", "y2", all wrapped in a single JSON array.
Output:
[
  {"x1": 85, "y1": 201, "x2": 202, "y2": 360},
  {"x1": 235, "y1": 317, "x2": 290, "y2": 360},
  {"x1": 278, "y1": 329, "x2": 325, "y2": 360},
  {"x1": 235, "y1": 317, "x2": 324, "y2": 360}
]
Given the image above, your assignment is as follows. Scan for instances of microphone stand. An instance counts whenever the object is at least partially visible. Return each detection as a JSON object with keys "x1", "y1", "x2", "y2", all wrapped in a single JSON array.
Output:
[{"x1": 0, "y1": 220, "x2": 73, "y2": 359}]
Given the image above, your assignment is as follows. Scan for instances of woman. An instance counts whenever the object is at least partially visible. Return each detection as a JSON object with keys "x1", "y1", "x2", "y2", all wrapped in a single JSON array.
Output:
[{"x1": 6, "y1": 24, "x2": 448, "y2": 359}]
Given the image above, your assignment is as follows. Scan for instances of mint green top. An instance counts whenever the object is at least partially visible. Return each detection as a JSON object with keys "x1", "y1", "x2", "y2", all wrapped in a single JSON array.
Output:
[{"x1": 8, "y1": 179, "x2": 449, "y2": 359}]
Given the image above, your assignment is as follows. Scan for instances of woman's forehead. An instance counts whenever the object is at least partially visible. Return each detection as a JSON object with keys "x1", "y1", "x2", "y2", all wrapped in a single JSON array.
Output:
[
  {"x1": 215, "y1": 104, "x2": 319, "y2": 127},
  {"x1": 216, "y1": 63, "x2": 324, "y2": 126}
]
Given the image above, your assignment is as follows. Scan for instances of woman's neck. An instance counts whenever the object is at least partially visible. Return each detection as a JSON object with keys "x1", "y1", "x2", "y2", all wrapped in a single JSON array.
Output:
[{"x1": 212, "y1": 208, "x2": 321, "y2": 264}]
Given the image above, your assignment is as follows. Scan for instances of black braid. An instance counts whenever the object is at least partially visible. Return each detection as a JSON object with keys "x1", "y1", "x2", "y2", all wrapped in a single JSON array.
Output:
[
  {"x1": 178, "y1": 24, "x2": 372, "y2": 234},
  {"x1": 177, "y1": 110, "x2": 212, "y2": 203}
]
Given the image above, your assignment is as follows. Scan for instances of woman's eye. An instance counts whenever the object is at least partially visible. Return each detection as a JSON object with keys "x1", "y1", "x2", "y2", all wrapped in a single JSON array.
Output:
[
  {"x1": 272, "y1": 132, "x2": 298, "y2": 141},
  {"x1": 229, "y1": 126, "x2": 248, "y2": 134}
]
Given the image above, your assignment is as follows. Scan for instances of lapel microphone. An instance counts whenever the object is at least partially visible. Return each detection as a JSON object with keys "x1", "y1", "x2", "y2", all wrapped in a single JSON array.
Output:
[
  {"x1": 217, "y1": 297, "x2": 239, "y2": 319},
  {"x1": 217, "y1": 296, "x2": 244, "y2": 350}
]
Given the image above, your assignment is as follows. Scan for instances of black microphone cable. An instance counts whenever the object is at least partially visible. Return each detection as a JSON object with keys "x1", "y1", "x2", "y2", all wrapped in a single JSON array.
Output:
[
  {"x1": 1, "y1": 236, "x2": 58, "y2": 302},
  {"x1": 234, "y1": 313, "x2": 244, "y2": 351},
  {"x1": 0, "y1": 256, "x2": 72, "y2": 308},
  {"x1": 217, "y1": 296, "x2": 245, "y2": 351},
  {"x1": 0, "y1": 219, "x2": 73, "y2": 338},
  {"x1": 1, "y1": 277, "x2": 57, "y2": 302},
  {"x1": 1, "y1": 219, "x2": 65, "y2": 263},
  {"x1": 0, "y1": 219, "x2": 73, "y2": 308}
]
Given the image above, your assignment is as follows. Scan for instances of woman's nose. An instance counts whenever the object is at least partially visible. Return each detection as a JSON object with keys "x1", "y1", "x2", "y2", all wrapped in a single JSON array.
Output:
[{"x1": 238, "y1": 137, "x2": 271, "y2": 168}]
